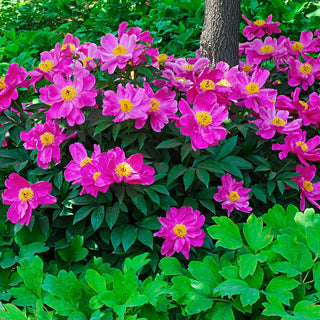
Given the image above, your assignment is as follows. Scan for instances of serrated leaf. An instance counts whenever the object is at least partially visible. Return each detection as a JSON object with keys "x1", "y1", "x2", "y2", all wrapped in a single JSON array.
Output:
[{"x1": 208, "y1": 216, "x2": 243, "y2": 250}]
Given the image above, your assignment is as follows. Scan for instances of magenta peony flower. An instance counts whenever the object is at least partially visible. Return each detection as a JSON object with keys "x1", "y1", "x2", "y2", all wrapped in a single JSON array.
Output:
[
  {"x1": 177, "y1": 92, "x2": 229, "y2": 151},
  {"x1": 214, "y1": 173, "x2": 252, "y2": 216},
  {"x1": 2, "y1": 173, "x2": 56, "y2": 226},
  {"x1": 287, "y1": 30, "x2": 319, "y2": 59},
  {"x1": 39, "y1": 70, "x2": 97, "y2": 126},
  {"x1": 135, "y1": 83, "x2": 177, "y2": 132},
  {"x1": 64, "y1": 143, "x2": 102, "y2": 185},
  {"x1": 102, "y1": 83, "x2": 150, "y2": 127},
  {"x1": 21, "y1": 119, "x2": 76, "y2": 169},
  {"x1": 242, "y1": 14, "x2": 281, "y2": 41},
  {"x1": 154, "y1": 206, "x2": 205, "y2": 259},
  {"x1": 291, "y1": 164, "x2": 320, "y2": 211},
  {"x1": 272, "y1": 130, "x2": 320, "y2": 166}
]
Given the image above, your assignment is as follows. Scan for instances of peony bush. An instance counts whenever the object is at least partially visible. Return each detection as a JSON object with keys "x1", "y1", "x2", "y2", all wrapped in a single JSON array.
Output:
[{"x1": 1, "y1": 13, "x2": 320, "y2": 319}]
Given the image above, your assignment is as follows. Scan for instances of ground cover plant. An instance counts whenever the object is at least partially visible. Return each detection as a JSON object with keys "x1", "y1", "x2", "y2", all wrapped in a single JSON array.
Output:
[{"x1": 1, "y1": 1, "x2": 320, "y2": 319}]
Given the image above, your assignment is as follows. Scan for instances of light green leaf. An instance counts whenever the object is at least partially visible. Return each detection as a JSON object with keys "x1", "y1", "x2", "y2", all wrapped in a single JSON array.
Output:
[
  {"x1": 85, "y1": 269, "x2": 107, "y2": 294},
  {"x1": 159, "y1": 257, "x2": 185, "y2": 276},
  {"x1": 208, "y1": 302, "x2": 235, "y2": 320},
  {"x1": 238, "y1": 254, "x2": 258, "y2": 279}
]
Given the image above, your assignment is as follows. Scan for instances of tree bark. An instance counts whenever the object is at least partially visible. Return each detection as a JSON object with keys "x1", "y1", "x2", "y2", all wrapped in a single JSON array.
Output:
[{"x1": 200, "y1": 0, "x2": 241, "y2": 68}]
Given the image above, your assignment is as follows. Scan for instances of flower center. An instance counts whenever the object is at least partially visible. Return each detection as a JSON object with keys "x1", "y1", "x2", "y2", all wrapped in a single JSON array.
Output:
[
  {"x1": 62, "y1": 43, "x2": 76, "y2": 51},
  {"x1": 119, "y1": 99, "x2": 134, "y2": 113},
  {"x1": 200, "y1": 79, "x2": 215, "y2": 90},
  {"x1": 246, "y1": 82, "x2": 259, "y2": 94},
  {"x1": 80, "y1": 157, "x2": 92, "y2": 167},
  {"x1": 38, "y1": 60, "x2": 54, "y2": 72},
  {"x1": 149, "y1": 98, "x2": 160, "y2": 111},
  {"x1": 173, "y1": 224, "x2": 187, "y2": 237},
  {"x1": 242, "y1": 64, "x2": 252, "y2": 72},
  {"x1": 296, "y1": 141, "x2": 308, "y2": 151},
  {"x1": 115, "y1": 162, "x2": 133, "y2": 177},
  {"x1": 113, "y1": 45, "x2": 127, "y2": 56},
  {"x1": 299, "y1": 100, "x2": 308, "y2": 110},
  {"x1": 271, "y1": 117, "x2": 286, "y2": 126},
  {"x1": 82, "y1": 56, "x2": 93, "y2": 67},
  {"x1": 303, "y1": 180, "x2": 313, "y2": 192},
  {"x1": 217, "y1": 79, "x2": 230, "y2": 87},
  {"x1": 254, "y1": 19, "x2": 265, "y2": 26},
  {"x1": 156, "y1": 53, "x2": 168, "y2": 63},
  {"x1": 260, "y1": 45, "x2": 274, "y2": 54},
  {"x1": 61, "y1": 85, "x2": 77, "y2": 101},
  {"x1": 19, "y1": 187, "x2": 34, "y2": 202},
  {"x1": 229, "y1": 191, "x2": 240, "y2": 202},
  {"x1": 292, "y1": 42, "x2": 304, "y2": 51},
  {"x1": 174, "y1": 77, "x2": 186, "y2": 84},
  {"x1": 40, "y1": 132, "x2": 55, "y2": 146},
  {"x1": 184, "y1": 64, "x2": 194, "y2": 71},
  {"x1": 0, "y1": 77, "x2": 6, "y2": 90},
  {"x1": 93, "y1": 172, "x2": 101, "y2": 181},
  {"x1": 299, "y1": 63, "x2": 313, "y2": 74},
  {"x1": 195, "y1": 111, "x2": 212, "y2": 126}
]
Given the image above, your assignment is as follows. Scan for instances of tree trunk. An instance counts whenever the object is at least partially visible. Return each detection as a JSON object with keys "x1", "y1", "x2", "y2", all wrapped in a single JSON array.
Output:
[{"x1": 200, "y1": 0, "x2": 241, "y2": 68}]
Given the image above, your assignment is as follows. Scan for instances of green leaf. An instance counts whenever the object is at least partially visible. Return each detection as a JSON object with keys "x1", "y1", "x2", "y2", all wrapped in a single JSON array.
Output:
[
  {"x1": 85, "y1": 269, "x2": 107, "y2": 294},
  {"x1": 167, "y1": 164, "x2": 187, "y2": 185},
  {"x1": 105, "y1": 203, "x2": 120, "y2": 229},
  {"x1": 293, "y1": 300, "x2": 320, "y2": 319},
  {"x1": 196, "y1": 159, "x2": 224, "y2": 174},
  {"x1": 262, "y1": 294, "x2": 288, "y2": 317},
  {"x1": 122, "y1": 225, "x2": 138, "y2": 251},
  {"x1": 183, "y1": 168, "x2": 195, "y2": 190},
  {"x1": 243, "y1": 214, "x2": 273, "y2": 252},
  {"x1": 213, "y1": 279, "x2": 260, "y2": 307},
  {"x1": 156, "y1": 139, "x2": 182, "y2": 149},
  {"x1": 0, "y1": 304, "x2": 28, "y2": 319},
  {"x1": 264, "y1": 276, "x2": 300, "y2": 306},
  {"x1": 17, "y1": 256, "x2": 43, "y2": 298},
  {"x1": 159, "y1": 257, "x2": 185, "y2": 276},
  {"x1": 138, "y1": 228, "x2": 154, "y2": 249},
  {"x1": 207, "y1": 302, "x2": 235, "y2": 320},
  {"x1": 221, "y1": 156, "x2": 253, "y2": 170},
  {"x1": 238, "y1": 254, "x2": 258, "y2": 279},
  {"x1": 214, "y1": 136, "x2": 238, "y2": 161},
  {"x1": 91, "y1": 206, "x2": 105, "y2": 231},
  {"x1": 145, "y1": 188, "x2": 160, "y2": 205},
  {"x1": 149, "y1": 184, "x2": 170, "y2": 196},
  {"x1": 57, "y1": 235, "x2": 88, "y2": 263},
  {"x1": 131, "y1": 193, "x2": 147, "y2": 215},
  {"x1": 73, "y1": 205, "x2": 94, "y2": 224},
  {"x1": 208, "y1": 216, "x2": 243, "y2": 250},
  {"x1": 124, "y1": 253, "x2": 150, "y2": 273},
  {"x1": 251, "y1": 184, "x2": 267, "y2": 203},
  {"x1": 195, "y1": 168, "x2": 210, "y2": 187}
]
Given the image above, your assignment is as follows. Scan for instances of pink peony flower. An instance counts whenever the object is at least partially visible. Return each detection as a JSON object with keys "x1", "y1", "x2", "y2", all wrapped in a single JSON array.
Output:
[
  {"x1": 102, "y1": 83, "x2": 150, "y2": 127},
  {"x1": 154, "y1": 206, "x2": 206, "y2": 259},
  {"x1": 272, "y1": 130, "x2": 320, "y2": 166},
  {"x1": 214, "y1": 173, "x2": 252, "y2": 216},
  {"x1": 242, "y1": 14, "x2": 281, "y2": 41},
  {"x1": 135, "y1": 83, "x2": 177, "y2": 132},
  {"x1": 0, "y1": 63, "x2": 28, "y2": 112},
  {"x1": 178, "y1": 92, "x2": 229, "y2": 151},
  {"x1": 2, "y1": 173, "x2": 56, "y2": 226},
  {"x1": 287, "y1": 30, "x2": 319, "y2": 59},
  {"x1": 64, "y1": 143, "x2": 102, "y2": 185},
  {"x1": 39, "y1": 70, "x2": 97, "y2": 126},
  {"x1": 21, "y1": 120, "x2": 76, "y2": 169}
]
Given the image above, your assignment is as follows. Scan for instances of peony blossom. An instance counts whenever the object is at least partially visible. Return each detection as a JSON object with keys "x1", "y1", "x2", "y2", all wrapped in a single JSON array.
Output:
[
  {"x1": 214, "y1": 173, "x2": 252, "y2": 216},
  {"x1": 154, "y1": 206, "x2": 205, "y2": 259},
  {"x1": 177, "y1": 92, "x2": 229, "y2": 151},
  {"x1": 21, "y1": 120, "x2": 76, "y2": 169},
  {"x1": 2, "y1": 173, "x2": 56, "y2": 226},
  {"x1": 291, "y1": 164, "x2": 320, "y2": 211}
]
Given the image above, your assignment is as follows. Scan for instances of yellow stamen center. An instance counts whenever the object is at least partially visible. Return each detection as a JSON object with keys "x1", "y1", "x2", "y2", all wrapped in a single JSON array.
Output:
[
  {"x1": 119, "y1": 99, "x2": 134, "y2": 113},
  {"x1": 296, "y1": 141, "x2": 308, "y2": 151},
  {"x1": 149, "y1": 98, "x2": 160, "y2": 111},
  {"x1": 82, "y1": 56, "x2": 93, "y2": 67},
  {"x1": 299, "y1": 63, "x2": 313, "y2": 74},
  {"x1": 156, "y1": 53, "x2": 168, "y2": 63},
  {"x1": 0, "y1": 77, "x2": 6, "y2": 90},
  {"x1": 38, "y1": 60, "x2": 54, "y2": 72},
  {"x1": 242, "y1": 64, "x2": 252, "y2": 72},
  {"x1": 229, "y1": 191, "x2": 240, "y2": 202},
  {"x1": 195, "y1": 111, "x2": 212, "y2": 126},
  {"x1": 115, "y1": 162, "x2": 133, "y2": 178},
  {"x1": 62, "y1": 44, "x2": 76, "y2": 52},
  {"x1": 303, "y1": 180, "x2": 313, "y2": 192},
  {"x1": 271, "y1": 117, "x2": 286, "y2": 126},
  {"x1": 246, "y1": 82, "x2": 259, "y2": 94},
  {"x1": 113, "y1": 45, "x2": 127, "y2": 56},
  {"x1": 184, "y1": 64, "x2": 194, "y2": 71},
  {"x1": 217, "y1": 79, "x2": 230, "y2": 87},
  {"x1": 40, "y1": 132, "x2": 55, "y2": 146},
  {"x1": 200, "y1": 79, "x2": 215, "y2": 90},
  {"x1": 93, "y1": 172, "x2": 101, "y2": 181},
  {"x1": 292, "y1": 42, "x2": 304, "y2": 51},
  {"x1": 174, "y1": 77, "x2": 186, "y2": 84},
  {"x1": 80, "y1": 157, "x2": 92, "y2": 167},
  {"x1": 260, "y1": 45, "x2": 274, "y2": 54},
  {"x1": 173, "y1": 224, "x2": 187, "y2": 237},
  {"x1": 19, "y1": 187, "x2": 34, "y2": 202},
  {"x1": 254, "y1": 20, "x2": 265, "y2": 26},
  {"x1": 299, "y1": 100, "x2": 308, "y2": 110},
  {"x1": 61, "y1": 85, "x2": 77, "y2": 101}
]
